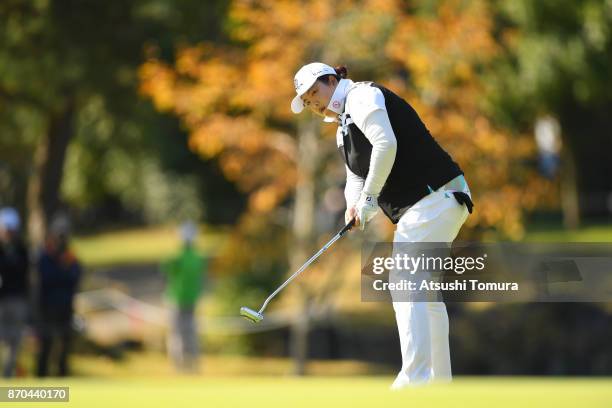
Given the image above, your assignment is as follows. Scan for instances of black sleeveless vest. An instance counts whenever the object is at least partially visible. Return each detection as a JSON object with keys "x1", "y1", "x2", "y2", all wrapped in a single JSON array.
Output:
[{"x1": 338, "y1": 83, "x2": 464, "y2": 224}]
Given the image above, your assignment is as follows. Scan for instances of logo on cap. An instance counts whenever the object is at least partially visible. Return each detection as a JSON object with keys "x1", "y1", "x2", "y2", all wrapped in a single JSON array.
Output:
[{"x1": 294, "y1": 78, "x2": 302, "y2": 91}]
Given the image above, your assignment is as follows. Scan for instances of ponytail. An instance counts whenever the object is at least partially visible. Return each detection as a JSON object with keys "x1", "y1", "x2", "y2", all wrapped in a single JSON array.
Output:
[{"x1": 334, "y1": 65, "x2": 348, "y2": 79}]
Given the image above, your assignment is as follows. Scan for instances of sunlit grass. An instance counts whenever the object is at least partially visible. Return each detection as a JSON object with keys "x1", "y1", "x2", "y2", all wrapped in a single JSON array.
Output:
[
  {"x1": 524, "y1": 221, "x2": 612, "y2": 242},
  {"x1": 68, "y1": 353, "x2": 384, "y2": 378},
  {"x1": 69, "y1": 220, "x2": 612, "y2": 268},
  {"x1": 71, "y1": 225, "x2": 228, "y2": 267},
  {"x1": 5, "y1": 353, "x2": 610, "y2": 408},
  {"x1": 1, "y1": 376, "x2": 610, "y2": 408}
]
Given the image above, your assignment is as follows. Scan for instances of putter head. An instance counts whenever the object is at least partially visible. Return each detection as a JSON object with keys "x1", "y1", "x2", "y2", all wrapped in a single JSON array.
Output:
[{"x1": 240, "y1": 306, "x2": 264, "y2": 323}]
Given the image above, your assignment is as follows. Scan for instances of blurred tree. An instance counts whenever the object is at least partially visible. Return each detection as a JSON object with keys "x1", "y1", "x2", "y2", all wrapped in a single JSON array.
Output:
[
  {"x1": 0, "y1": 0, "x2": 230, "y2": 244},
  {"x1": 487, "y1": 0, "x2": 612, "y2": 227},
  {"x1": 385, "y1": 0, "x2": 552, "y2": 238}
]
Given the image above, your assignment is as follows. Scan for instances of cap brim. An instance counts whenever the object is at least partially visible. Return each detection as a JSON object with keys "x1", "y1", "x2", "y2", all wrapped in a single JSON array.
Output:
[{"x1": 291, "y1": 95, "x2": 304, "y2": 114}]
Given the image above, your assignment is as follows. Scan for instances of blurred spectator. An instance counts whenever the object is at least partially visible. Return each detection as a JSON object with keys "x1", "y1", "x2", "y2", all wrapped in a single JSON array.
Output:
[
  {"x1": 35, "y1": 215, "x2": 82, "y2": 377},
  {"x1": 161, "y1": 221, "x2": 206, "y2": 373},
  {"x1": 535, "y1": 115, "x2": 562, "y2": 179},
  {"x1": 0, "y1": 208, "x2": 30, "y2": 377}
]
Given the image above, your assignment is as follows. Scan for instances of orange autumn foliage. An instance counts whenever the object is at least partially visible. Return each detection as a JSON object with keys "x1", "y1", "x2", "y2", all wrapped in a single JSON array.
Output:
[{"x1": 140, "y1": 0, "x2": 551, "y2": 239}]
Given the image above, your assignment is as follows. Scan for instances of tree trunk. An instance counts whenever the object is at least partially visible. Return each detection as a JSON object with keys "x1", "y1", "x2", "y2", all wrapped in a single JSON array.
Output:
[
  {"x1": 560, "y1": 144, "x2": 580, "y2": 230},
  {"x1": 26, "y1": 101, "x2": 75, "y2": 248},
  {"x1": 290, "y1": 118, "x2": 318, "y2": 376}
]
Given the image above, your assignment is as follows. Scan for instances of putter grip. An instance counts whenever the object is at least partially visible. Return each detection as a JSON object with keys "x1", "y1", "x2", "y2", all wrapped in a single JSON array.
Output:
[{"x1": 339, "y1": 218, "x2": 356, "y2": 236}]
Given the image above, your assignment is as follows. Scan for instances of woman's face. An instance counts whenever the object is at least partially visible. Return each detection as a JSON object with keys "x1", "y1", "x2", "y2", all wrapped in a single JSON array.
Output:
[{"x1": 300, "y1": 76, "x2": 338, "y2": 118}]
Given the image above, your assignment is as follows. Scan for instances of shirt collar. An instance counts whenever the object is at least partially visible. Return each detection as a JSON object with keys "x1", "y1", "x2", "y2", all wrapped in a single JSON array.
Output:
[{"x1": 322, "y1": 79, "x2": 354, "y2": 123}]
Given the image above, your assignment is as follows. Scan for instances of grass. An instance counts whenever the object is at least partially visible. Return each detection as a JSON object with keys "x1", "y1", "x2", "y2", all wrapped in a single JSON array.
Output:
[
  {"x1": 5, "y1": 354, "x2": 610, "y2": 408},
  {"x1": 68, "y1": 353, "x2": 385, "y2": 378},
  {"x1": 0, "y1": 376, "x2": 610, "y2": 407},
  {"x1": 71, "y1": 225, "x2": 228, "y2": 267},
  {"x1": 69, "y1": 220, "x2": 612, "y2": 268},
  {"x1": 523, "y1": 221, "x2": 612, "y2": 242}
]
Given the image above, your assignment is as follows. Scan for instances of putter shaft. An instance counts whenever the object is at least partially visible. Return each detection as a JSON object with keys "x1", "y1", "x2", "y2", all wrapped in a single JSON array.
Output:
[
  {"x1": 257, "y1": 218, "x2": 355, "y2": 315},
  {"x1": 240, "y1": 219, "x2": 355, "y2": 322}
]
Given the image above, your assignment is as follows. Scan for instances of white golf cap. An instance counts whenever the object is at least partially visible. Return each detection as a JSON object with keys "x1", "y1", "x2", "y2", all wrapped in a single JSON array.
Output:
[
  {"x1": 0, "y1": 207, "x2": 20, "y2": 231},
  {"x1": 291, "y1": 62, "x2": 337, "y2": 114}
]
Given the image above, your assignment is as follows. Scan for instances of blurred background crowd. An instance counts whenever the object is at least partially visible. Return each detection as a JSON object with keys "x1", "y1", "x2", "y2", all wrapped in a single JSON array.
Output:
[{"x1": 0, "y1": 0, "x2": 611, "y2": 379}]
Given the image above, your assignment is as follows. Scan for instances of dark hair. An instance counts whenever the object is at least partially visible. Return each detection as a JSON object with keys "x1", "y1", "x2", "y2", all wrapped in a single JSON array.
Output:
[
  {"x1": 334, "y1": 65, "x2": 348, "y2": 78},
  {"x1": 317, "y1": 65, "x2": 349, "y2": 84}
]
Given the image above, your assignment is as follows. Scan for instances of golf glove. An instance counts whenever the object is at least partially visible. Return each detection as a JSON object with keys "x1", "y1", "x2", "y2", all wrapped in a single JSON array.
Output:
[{"x1": 355, "y1": 193, "x2": 379, "y2": 230}]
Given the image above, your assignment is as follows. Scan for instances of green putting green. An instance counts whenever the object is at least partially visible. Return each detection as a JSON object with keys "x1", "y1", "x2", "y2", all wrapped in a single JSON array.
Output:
[{"x1": 1, "y1": 377, "x2": 610, "y2": 408}]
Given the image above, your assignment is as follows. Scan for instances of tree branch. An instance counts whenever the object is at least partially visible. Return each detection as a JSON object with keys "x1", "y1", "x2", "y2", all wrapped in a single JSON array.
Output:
[{"x1": 0, "y1": 85, "x2": 46, "y2": 110}]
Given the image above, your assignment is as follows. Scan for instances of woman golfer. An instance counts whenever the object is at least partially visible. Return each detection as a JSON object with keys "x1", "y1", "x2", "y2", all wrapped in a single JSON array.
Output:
[{"x1": 290, "y1": 62, "x2": 473, "y2": 388}]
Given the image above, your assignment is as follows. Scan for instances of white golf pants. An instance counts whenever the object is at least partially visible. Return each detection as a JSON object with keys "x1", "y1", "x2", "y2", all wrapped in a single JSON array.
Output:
[{"x1": 390, "y1": 186, "x2": 470, "y2": 389}]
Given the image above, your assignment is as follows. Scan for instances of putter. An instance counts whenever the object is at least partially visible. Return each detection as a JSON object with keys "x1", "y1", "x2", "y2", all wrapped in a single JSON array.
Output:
[{"x1": 240, "y1": 218, "x2": 356, "y2": 323}]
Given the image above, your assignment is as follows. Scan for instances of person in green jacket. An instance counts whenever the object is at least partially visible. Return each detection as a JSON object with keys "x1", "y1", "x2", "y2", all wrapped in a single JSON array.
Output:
[{"x1": 161, "y1": 221, "x2": 206, "y2": 373}]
